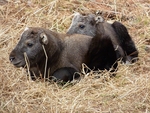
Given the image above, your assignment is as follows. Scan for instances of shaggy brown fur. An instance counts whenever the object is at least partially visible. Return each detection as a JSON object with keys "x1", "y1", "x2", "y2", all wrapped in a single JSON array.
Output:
[{"x1": 9, "y1": 27, "x2": 92, "y2": 82}]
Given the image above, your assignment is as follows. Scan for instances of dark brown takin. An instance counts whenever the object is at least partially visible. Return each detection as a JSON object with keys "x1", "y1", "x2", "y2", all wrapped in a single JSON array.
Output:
[{"x1": 9, "y1": 27, "x2": 93, "y2": 82}]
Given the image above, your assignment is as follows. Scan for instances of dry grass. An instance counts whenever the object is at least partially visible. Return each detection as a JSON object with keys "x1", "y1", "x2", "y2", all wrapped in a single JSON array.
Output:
[{"x1": 0, "y1": 0, "x2": 150, "y2": 112}]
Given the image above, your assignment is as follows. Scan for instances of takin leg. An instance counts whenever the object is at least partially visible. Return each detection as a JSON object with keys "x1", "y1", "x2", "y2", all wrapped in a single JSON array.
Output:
[
  {"x1": 112, "y1": 21, "x2": 138, "y2": 63},
  {"x1": 51, "y1": 67, "x2": 80, "y2": 82}
]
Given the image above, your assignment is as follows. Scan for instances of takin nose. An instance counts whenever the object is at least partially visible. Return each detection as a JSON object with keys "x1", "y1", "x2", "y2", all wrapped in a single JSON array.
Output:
[{"x1": 9, "y1": 56, "x2": 15, "y2": 62}]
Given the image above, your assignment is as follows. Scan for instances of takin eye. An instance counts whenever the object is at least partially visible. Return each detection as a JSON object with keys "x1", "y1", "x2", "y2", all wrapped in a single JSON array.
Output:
[
  {"x1": 27, "y1": 42, "x2": 33, "y2": 47},
  {"x1": 79, "y1": 24, "x2": 85, "y2": 29}
]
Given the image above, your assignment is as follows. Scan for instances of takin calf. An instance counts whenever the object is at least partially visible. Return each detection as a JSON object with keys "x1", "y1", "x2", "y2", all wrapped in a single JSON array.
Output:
[
  {"x1": 9, "y1": 27, "x2": 93, "y2": 82},
  {"x1": 67, "y1": 13, "x2": 138, "y2": 64}
]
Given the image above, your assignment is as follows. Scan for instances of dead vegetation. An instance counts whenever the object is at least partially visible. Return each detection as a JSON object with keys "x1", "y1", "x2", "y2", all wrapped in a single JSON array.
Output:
[{"x1": 0, "y1": 0, "x2": 150, "y2": 112}]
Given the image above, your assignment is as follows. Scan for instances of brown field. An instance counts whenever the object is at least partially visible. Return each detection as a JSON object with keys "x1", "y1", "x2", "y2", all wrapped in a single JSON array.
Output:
[{"x1": 0, "y1": 0, "x2": 150, "y2": 112}]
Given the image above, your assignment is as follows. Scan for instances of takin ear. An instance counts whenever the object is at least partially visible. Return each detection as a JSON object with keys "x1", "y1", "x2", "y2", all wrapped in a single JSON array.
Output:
[
  {"x1": 40, "y1": 33, "x2": 48, "y2": 45},
  {"x1": 95, "y1": 16, "x2": 104, "y2": 24},
  {"x1": 95, "y1": 11, "x2": 104, "y2": 24}
]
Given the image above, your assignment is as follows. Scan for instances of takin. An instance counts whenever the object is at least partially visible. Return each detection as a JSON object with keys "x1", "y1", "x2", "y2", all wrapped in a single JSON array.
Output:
[
  {"x1": 67, "y1": 12, "x2": 138, "y2": 64},
  {"x1": 9, "y1": 27, "x2": 93, "y2": 82}
]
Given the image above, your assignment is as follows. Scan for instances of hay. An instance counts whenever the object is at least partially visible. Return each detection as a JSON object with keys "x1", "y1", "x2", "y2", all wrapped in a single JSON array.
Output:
[{"x1": 0, "y1": 0, "x2": 150, "y2": 112}]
